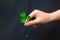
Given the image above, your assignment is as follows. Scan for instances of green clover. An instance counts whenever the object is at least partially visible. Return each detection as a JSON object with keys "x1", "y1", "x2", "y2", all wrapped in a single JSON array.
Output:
[{"x1": 20, "y1": 11, "x2": 31, "y2": 23}]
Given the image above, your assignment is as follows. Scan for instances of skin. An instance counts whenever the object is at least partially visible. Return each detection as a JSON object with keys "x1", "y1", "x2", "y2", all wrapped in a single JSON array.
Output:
[{"x1": 24, "y1": 9, "x2": 60, "y2": 28}]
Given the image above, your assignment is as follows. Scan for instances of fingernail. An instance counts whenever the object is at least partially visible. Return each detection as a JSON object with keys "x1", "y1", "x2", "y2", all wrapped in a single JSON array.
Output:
[
  {"x1": 24, "y1": 23, "x2": 28, "y2": 26},
  {"x1": 24, "y1": 20, "x2": 29, "y2": 26}
]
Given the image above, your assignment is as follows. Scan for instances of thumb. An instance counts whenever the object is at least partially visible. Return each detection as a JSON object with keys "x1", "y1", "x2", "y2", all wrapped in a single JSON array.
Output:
[
  {"x1": 29, "y1": 10, "x2": 36, "y2": 18},
  {"x1": 24, "y1": 18, "x2": 40, "y2": 26}
]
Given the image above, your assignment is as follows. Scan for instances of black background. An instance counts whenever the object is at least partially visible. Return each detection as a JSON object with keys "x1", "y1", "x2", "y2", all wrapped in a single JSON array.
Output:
[{"x1": 0, "y1": 0, "x2": 60, "y2": 40}]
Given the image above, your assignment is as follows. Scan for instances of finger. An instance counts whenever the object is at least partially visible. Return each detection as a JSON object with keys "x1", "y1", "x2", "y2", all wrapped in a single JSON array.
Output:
[
  {"x1": 29, "y1": 10, "x2": 36, "y2": 18},
  {"x1": 32, "y1": 24, "x2": 37, "y2": 28},
  {"x1": 24, "y1": 18, "x2": 40, "y2": 26}
]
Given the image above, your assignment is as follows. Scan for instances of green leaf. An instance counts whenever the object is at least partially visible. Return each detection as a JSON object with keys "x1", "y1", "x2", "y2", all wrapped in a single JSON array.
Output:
[
  {"x1": 20, "y1": 11, "x2": 26, "y2": 17},
  {"x1": 20, "y1": 17, "x2": 26, "y2": 23},
  {"x1": 26, "y1": 16, "x2": 31, "y2": 21}
]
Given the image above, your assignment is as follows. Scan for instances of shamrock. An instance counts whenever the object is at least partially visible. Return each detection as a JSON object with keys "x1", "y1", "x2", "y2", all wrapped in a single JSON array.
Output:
[{"x1": 20, "y1": 11, "x2": 31, "y2": 23}]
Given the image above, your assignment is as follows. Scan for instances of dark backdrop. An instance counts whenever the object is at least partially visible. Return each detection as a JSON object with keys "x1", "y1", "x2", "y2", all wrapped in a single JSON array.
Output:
[{"x1": 0, "y1": 0, "x2": 60, "y2": 40}]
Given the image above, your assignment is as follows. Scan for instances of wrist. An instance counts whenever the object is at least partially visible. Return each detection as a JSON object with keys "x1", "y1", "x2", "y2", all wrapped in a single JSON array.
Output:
[{"x1": 50, "y1": 10, "x2": 60, "y2": 21}]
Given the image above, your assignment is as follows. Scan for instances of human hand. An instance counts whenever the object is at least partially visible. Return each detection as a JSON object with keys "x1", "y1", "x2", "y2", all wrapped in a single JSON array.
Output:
[{"x1": 24, "y1": 9, "x2": 53, "y2": 27}]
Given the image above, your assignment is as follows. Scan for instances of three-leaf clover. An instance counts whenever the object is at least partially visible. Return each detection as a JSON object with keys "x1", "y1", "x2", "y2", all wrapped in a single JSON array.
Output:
[{"x1": 20, "y1": 11, "x2": 31, "y2": 23}]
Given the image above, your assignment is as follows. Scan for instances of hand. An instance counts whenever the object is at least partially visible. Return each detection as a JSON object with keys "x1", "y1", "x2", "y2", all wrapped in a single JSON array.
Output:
[{"x1": 24, "y1": 9, "x2": 53, "y2": 27}]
